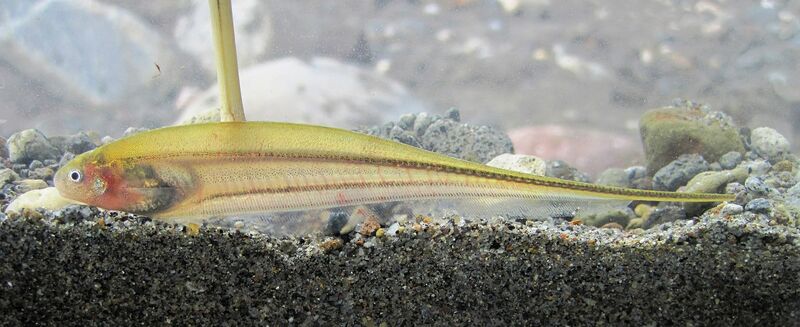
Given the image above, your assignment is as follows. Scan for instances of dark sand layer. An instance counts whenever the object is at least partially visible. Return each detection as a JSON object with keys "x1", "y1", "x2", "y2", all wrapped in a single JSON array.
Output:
[{"x1": 1, "y1": 213, "x2": 798, "y2": 326}]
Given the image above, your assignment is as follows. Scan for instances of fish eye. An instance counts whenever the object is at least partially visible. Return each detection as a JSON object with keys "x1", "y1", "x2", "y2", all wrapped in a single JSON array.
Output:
[{"x1": 69, "y1": 170, "x2": 82, "y2": 182}]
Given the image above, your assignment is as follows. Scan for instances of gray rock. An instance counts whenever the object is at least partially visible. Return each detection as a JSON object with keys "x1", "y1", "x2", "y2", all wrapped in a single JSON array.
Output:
[
  {"x1": 546, "y1": 160, "x2": 591, "y2": 183},
  {"x1": 745, "y1": 198, "x2": 772, "y2": 214},
  {"x1": 445, "y1": 108, "x2": 461, "y2": 122},
  {"x1": 48, "y1": 132, "x2": 96, "y2": 155},
  {"x1": 743, "y1": 159, "x2": 772, "y2": 176},
  {"x1": 359, "y1": 111, "x2": 513, "y2": 164},
  {"x1": 419, "y1": 116, "x2": 513, "y2": 164},
  {"x1": 725, "y1": 182, "x2": 747, "y2": 204},
  {"x1": 625, "y1": 166, "x2": 650, "y2": 189},
  {"x1": 595, "y1": 168, "x2": 630, "y2": 187},
  {"x1": 625, "y1": 166, "x2": 647, "y2": 180},
  {"x1": 28, "y1": 160, "x2": 44, "y2": 170},
  {"x1": 750, "y1": 127, "x2": 790, "y2": 163},
  {"x1": 719, "y1": 203, "x2": 744, "y2": 216},
  {"x1": 745, "y1": 176, "x2": 772, "y2": 196},
  {"x1": 718, "y1": 151, "x2": 743, "y2": 170},
  {"x1": 7, "y1": 129, "x2": 61, "y2": 164},
  {"x1": 652, "y1": 154, "x2": 710, "y2": 191},
  {"x1": 397, "y1": 113, "x2": 416, "y2": 130},
  {"x1": 413, "y1": 112, "x2": 435, "y2": 137}
]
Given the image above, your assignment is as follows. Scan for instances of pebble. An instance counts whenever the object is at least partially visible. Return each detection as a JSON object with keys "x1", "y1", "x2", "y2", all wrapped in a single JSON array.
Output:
[
  {"x1": 445, "y1": 108, "x2": 460, "y2": 122},
  {"x1": 13, "y1": 179, "x2": 48, "y2": 193},
  {"x1": 580, "y1": 208, "x2": 633, "y2": 227},
  {"x1": 744, "y1": 176, "x2": 772, "y2": 196},
  {"x1": 771, "y1": 160, "x2": 793, "y2": 173},
  {"x1": 626, "y1": 218, "x2": 644, "y2": 229},
  {"x1": 600, "y1": 222, "x2": 624, "y2": 230},
  {"x1": 398, "y1": 113, "x2": 416, "y2": 130},
  {"x1": 745, "y1": 198, "x2": 772, "y2": 214},
  {"x1": 595, "y1": 168, "x2": 630, "y2": 187},
  {"x1": 682, "y1": 167, "x2": 748, "y2": 194},
  {"x1": 719, "y1": 203, "x2": 744, "y2": 216},
  {"x1": 652, "y1": 154, "x2": 710, "y2": 191},
  {"x1": 546, "y1": 160, "x2": 590, "y2": 183},
  {"x1": 639, "y1": 103, "x2": 744, "y2": 175},
  {"x1": 319, "y1": 237, "x2": 344, "y2": 252},
  {"x1": 29, "y1": 160, "x2": 44, "y2": 170},
  {"x1": 421, "y1": 119, "x2": 513, "y2": 163},
  {"x1": 634, "y1": 204, "x2": 654, "y2": 219},
  {"x1": 750, "y1": 127, "x2": 790, "y2": 163},
  {"x1": 625, "y1": 166, "x2": 647, "y2": 180},
  {"x1": 0, "y1": 169, "x2": 20, "y2": 186},
  {"x1": 718, "y1": 151, "x2": 743, "y2": 170},
  {"x1": 386, "y1": 223, "x2": 400, "y2": 236},
  {"x1": 6, "y1": 129, "x2": 61, "y2": 164},
  {"x1": 743, "y1": 159, "x2": 772, "y2": 176},
  {"x1": 51, "y1": 204, "x2": 97, "y2": 223},
  {"x1": 28, "y1": 167, "x2": 55, "y2": 180},
  {"x1": 412, "y1": 112, "x2": 434, "y2": 136},
  {"x1": 361, "y1": 110, "x2": 513, "y2": 164},
  {"x1": 486, "y1": 154, "x2": 547, "y2": 176},
  {"x1": 48, "y1": 132, "x2": 97, "y2": 155},
  {"x1": 625, "y1": 166, "x2": 650, "y2": 189},
  {"x1": 5, "y1": 187, "x2": 73, "y2": 215},
  {"x1": 725, "y1": 182, "x2": 747, "y2": 204},
  {"x1": 359, "y1": 215, "x2": 381, "y2": 236},
  {"x1": 681, "y1": 167, "x2": 748, "y2": 215},
  {"x1": 642, "y1": 206, "x2": 687, "y2": 229}
]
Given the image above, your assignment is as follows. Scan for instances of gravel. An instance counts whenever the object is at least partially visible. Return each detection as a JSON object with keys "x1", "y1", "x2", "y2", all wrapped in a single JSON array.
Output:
[{"x1": 0, "y1": 212, "x2": 798, "y2": 325}]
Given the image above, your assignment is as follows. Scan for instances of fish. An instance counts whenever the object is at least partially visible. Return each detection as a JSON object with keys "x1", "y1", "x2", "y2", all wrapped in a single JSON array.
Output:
[{"x1": 54, "y1": 122, "x2": 733, "y2": 230}]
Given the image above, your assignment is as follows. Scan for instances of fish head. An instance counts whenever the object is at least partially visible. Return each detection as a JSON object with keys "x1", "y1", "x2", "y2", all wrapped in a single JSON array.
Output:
[{"x1": 55, "y1": 151, "x2": 174, "y2": 214}]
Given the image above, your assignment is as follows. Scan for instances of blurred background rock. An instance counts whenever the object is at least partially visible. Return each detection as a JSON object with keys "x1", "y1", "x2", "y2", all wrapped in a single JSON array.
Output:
[{"x1": 1, "y1": 0, "x2": 798, "y2": 174}]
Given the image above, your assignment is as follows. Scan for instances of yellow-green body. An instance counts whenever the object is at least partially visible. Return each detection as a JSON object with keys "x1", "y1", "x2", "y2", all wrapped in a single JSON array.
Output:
[{"x1": 54, "y1": 122, "x2": 733, "y2": 223}]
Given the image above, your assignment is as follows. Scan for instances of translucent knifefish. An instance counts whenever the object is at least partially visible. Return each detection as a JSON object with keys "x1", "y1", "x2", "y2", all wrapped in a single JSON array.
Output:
[{"x1": 54, "y1": 122, "x2": 733, "y2": 228}]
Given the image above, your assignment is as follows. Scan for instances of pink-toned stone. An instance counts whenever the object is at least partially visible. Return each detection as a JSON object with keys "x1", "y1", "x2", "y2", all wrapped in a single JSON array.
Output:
[{"x1": 507, "y1": 125, "x2": 643, "y2": 177}]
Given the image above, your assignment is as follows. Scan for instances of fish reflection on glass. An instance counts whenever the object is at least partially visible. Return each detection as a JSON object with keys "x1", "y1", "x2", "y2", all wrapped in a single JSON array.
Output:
[{"x1": 54, "y1": 122, "x2": 733, "y2": 233}]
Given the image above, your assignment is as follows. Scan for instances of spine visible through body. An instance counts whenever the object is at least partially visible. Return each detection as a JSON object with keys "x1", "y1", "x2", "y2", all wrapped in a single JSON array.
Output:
[{"x1": 150, "y1": 154, "x2": 731, "y2": 220}]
